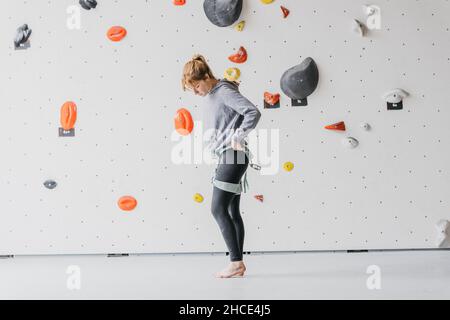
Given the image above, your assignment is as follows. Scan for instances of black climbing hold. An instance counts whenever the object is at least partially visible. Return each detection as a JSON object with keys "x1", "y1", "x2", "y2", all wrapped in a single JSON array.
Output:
[
  {"x1": 79, "y1": 0, "x2": 98, "y2": 10},
  {"x1": 387, "y1": 101, "x2": 403, "y2": 110},
  {"x1": 203, "y1": 0, "x2": 243, "y2": 27},
  {"x1": 43, "y1": 180, "x2": 57, "y2": 190},
  {"x1": 280, "y1": 57, "x2": 319, "y2": 106},
  {"x1": 14, "y1": 24, "x2": 32, "y2": 49}
]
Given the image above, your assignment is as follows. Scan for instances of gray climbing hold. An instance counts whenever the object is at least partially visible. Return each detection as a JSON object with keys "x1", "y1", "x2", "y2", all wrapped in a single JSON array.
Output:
[
  {"x1": 43, "y1": 180, "x2": 57, "y2": 190},
  {"x1": 280, "y1": 57, "x2": 319, "y2": 100},
  {"x1": 435, "y1": 219, "x2": 449, "y2": 247},
  {"x1": 342, "y1": 137, "x2": 359, "y2": 149},
  {"x1": 360, "y1": 123, "x2": 371, "y2": 131},
  {"x1": 352, "y1": 19, "x2": 366, "y2": 37},
  {"x1": 203, "y1": 0, "x2": 243, "y2": 27},
  {"x1": 79, "y1": 0, "x2": 97, "y2": 10},
  {"x1": 14, "y1": 24, "x2": 32, "y2": 49},
  {"x1": 382, "y1": 88, "x2": 409, "y2": 104}
]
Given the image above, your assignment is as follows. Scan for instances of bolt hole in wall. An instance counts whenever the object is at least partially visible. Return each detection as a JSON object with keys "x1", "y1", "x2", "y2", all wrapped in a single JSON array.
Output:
[{"x1": 0, "y1": 0, "x2": 449, "y2": 255}]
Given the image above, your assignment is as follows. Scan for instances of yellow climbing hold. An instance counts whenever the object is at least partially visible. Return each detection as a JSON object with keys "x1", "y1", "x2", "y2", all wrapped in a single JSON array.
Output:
[
  {"x1": 235, "y1": 20, "x2": 245, "y2": 32},
  {"x1": 283, "y1": 161, "x2": 294, "y2": 172},
  {"x1": 260, "y1": 0, "x2": 274, "y2": 4},
  {"x1": 193, "y1": 193, "x2": 204, "y2": 203},
  {"x1": 224, "y1": 67, "x2": 241, "y2": 82}
]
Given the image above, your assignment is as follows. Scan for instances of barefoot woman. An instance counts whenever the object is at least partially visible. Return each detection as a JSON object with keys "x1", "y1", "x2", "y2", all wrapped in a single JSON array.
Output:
[{"x1": 182, "y1": 55, "x2": 262, "y2": 278}]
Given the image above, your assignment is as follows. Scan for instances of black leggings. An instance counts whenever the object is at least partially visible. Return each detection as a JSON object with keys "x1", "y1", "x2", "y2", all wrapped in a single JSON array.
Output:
[{"x1": 211, "y1": 149, "x2": 249, "y2": 262}]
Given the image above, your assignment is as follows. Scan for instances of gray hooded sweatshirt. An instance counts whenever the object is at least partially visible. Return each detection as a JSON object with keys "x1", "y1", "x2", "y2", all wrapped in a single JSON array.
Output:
[{"x1": 202, "y1": 79, "x2": 262, "y2": 159}]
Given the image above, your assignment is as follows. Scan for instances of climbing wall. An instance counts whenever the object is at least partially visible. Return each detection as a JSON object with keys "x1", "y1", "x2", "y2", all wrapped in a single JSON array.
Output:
[{"x1": 1, "y1": 0, "x2": 449, "y2": 255}]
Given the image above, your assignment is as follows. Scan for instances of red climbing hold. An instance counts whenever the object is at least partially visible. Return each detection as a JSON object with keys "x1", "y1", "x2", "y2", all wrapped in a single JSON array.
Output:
[
  {"x1": 173, "y1": 0, "x2": 186, "y2": 5},
  {"x1": 254, "y1": 195, "x2": 264, "y2": 203},
  {"x1": 174, "y1": 108, "x2": 194, "y2": 136},
  {"x1": 264, "y1": 92, "x2": 280, "y2": 106},
  {"x1": 107, "y1": 26, "x2": 127, "y2": 42},
  {"x1": 281, "y1": 6, "x2": 290, "y2": 18},
  {"x1": 324, "y1": 121, "x2": 346, "y2": 131},
  {"x1": 228, "y1": 46, "x2": 248, "y2": 64}
]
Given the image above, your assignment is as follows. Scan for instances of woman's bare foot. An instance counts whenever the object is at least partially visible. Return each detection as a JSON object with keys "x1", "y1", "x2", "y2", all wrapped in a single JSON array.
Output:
[{"x1": 215, "y1": 261, "x2": 246, "y2": 278}]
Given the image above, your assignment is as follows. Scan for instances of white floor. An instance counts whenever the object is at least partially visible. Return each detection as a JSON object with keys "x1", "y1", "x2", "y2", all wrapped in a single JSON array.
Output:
[{"x1": 0, "y1": 250, "x2": 449, "y2": 299}]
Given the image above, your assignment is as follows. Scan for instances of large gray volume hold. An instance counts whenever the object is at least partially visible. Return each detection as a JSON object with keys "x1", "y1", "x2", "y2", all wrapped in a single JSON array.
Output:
[
  {"x1": 280, "y1": 57, "x2": 319, "y2": 100},
  {"x1": 203, "y1": 0, "x2": 243, "y2": 27}
]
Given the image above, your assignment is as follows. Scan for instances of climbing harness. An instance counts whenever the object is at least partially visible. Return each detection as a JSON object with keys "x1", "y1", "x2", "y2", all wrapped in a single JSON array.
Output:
[{"x1": 211, "y1": 144, "x2": 261, "y2": 194}]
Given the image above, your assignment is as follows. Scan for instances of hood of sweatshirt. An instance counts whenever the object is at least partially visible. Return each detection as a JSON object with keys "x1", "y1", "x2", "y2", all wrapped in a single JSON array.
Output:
[{"x1": 207, "y1": 78, "x2": 239, "y2": 96}]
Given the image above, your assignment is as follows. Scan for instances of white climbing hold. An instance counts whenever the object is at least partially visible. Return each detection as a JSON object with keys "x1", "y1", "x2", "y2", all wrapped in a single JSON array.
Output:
[
  {"x1": 361, "y1": 123, "x2": 371, "y2": 131},
  {"x1": 435, "y1": 219, "x2": 449, "y2": 247},
  {"x1": 363, "y1": 4, "x2": 377, "y2": 16},
  {"x1": 382, "y1": 88, "x2": 409, "y2": 104},
  {"x1": 342, "y1": 137, "x2": 359, "y2": 149}
]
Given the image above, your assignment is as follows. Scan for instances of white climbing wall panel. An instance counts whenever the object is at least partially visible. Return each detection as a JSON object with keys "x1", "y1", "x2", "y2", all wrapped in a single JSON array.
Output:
[{"x1": 0, "y1": 0, "x2": 449, "y2": 255}]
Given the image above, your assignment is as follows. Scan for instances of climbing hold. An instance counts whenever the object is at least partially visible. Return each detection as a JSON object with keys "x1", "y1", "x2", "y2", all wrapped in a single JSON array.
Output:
[
  {"x1": 203, "y1": 0, "x2": 243, "y2": 27},
  {"x1": 235, "y1": 20, "x2": 245, "y2": 32},
  {"x1": 174, "y1": 108, "x2": 194, "y2": 136},
  {"x1": 79, "y1": 0, "x2": 97, "y2": 10},
  {"x1": 224, "y1": 67, "x2": 241, "y2": 82},
  {"x1": 382, "y1": 88, "x2": 409, "y2": 110},
  {"x1": 107, "y1": 26, "x2": 127, "y2": 42},
  {"x1": 363, "y1": 4, "x2": 378, "y2": 16},
  {"x1": 59, "y1": 101, "x2": 77, "y2": 137},
  {"x1": 360, "y1": 123, "x2": 371, "y2": 131},
  {"x1": 228, "y1": 46, "x2": 248, "y2": 64},
  {"x1": 193, "y1": 193, "x2": 204, "y2": 203},
  {"x1": 280, "y1": 6, "x2": 290, "y2": 18},
  {"x1": 60, "y1": 101, "x2": 77, "y2": 131},
  {"x1": 325, "y1": 121, "x2": 346, "y2": 131},
  {"x1": 283, "y1": 161, "x2": 294, "y2": 172},
  {"x1": 352, "y1": 19, "x2": 366, "y2": 37},
  {"x1": 342, "y1": 137, "x2": 359, "y2": 149},
  {"x1": 43, "y1": 180, "x2": 57, "y2": 190},
  {"x1": 280, "y1": 57, "x2": 319, "y2": 106},
  {"x1": 173, "y1": 0, "x2": 186, "y2": 5},
  {"x1": 14, "y1": 24, "x2": 32, "y2": 50},
  {"x1": 435, "y1": 219, "x2": 449, "y2": 247},
  {"x1": 118, "y1": 196, "x2": 137, "y2": 211},
  {"x1": 264, "y1": 92, "x2": 280, "y2": 108},
  {"x1": 260, "y1": 0, "x2": 274, "y2": 4},
  {"x1": 254, "y1": 195, "x2": 264, "y2": 202}
]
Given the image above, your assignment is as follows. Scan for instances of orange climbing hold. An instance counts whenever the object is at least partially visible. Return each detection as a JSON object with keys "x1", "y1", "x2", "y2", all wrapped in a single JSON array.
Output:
[
  {"x1": 118, "y1": 196, "x2": 137, "y2": 211},
  {"x1": 281, "y1": 6, "x2": 290, "y2": 18},
  {"x1": 254, "y1": 195, "x2": 264, "y2": 202},
  {"x1": 324, "y1": 121, "x2": 346, "y2": 131},
  {"x1": 107, "y1": 26, "x2": 127, "y2": 42},
  {"x1": 228, "y1": 46, "x2": 248, "y2": 64},
  {"x1": 173, "y1": 0, "x2": 186, "y2": 5},
  {"x1": 60, "y1": 101, "x2": 77, "y2": 131},
  {"x1": 174, "y1": 108, "x2": 194, "y2": 136},
  {"x1": 264, "y1": 92, "x2": 280, "y2": 105}
]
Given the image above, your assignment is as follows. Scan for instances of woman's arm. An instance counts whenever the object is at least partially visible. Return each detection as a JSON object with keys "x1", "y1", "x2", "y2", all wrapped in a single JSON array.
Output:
[{"x1": 220, "y1": 85, "x2": 262, "y2": 145}]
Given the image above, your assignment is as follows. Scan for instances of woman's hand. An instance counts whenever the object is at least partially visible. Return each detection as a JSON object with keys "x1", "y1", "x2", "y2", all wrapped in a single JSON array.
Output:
[{"x1": 231, "y1": 139, "x2": 244, "y2": 151}]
